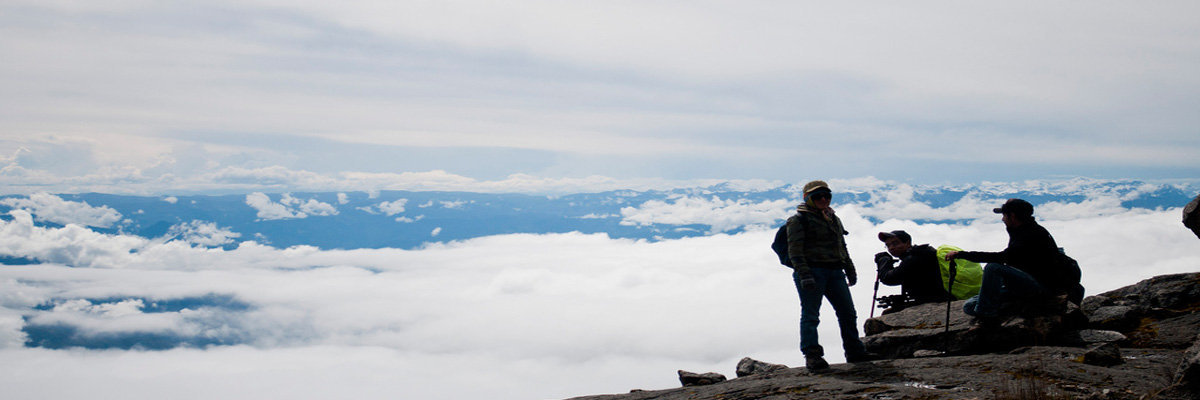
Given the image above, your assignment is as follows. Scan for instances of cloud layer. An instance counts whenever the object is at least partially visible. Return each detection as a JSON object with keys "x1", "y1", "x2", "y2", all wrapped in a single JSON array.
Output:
[{"x1": 1, "y1": 197, "x2": 1197, "y2": 399}]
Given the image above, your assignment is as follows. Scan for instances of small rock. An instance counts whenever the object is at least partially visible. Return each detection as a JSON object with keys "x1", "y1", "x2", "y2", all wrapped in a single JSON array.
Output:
[
  {"x1": 1087, "y1": 305, "x2": 1137, "y2": 331},
  {"x1": 1159, "y1": 334, "x2": 1200, "y2": 398},
  {"x1": 678, "y1": 370, "x2": 726, "y2": 387},
  {"x1": 1082, "y1": 342, "x2": 1123, "y2": 367},
  {"x1": 1062, "y1": 329, "x2": 1127, "y2": 347},
  {"x1": 735, "y1": 357, "x2": 787, "y2": 377},
  {"x1": 912, "y1": 350, "x2": 945, "y2": 358}
]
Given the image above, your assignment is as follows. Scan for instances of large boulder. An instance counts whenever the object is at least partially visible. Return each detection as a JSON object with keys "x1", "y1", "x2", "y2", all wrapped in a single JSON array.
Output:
[
  {"x1": 1159, "y1": 334, "x2": 1200, "y2": 399},
  {"x1": 734, "y1": 357, "x2": 787, "y2": 378},
  {"x1": 1184, "y1": 194, "x2": 1200, "y2": 239},
  {"x1": 677, "y1": 370, "x2": 726, "y2": 387},
  {"x1": 862, "y1": 297, "x2": 1081, "y2": 359},
  {"x1": 1081, "y1": 272, "x2": 1200, "y2": 349}
]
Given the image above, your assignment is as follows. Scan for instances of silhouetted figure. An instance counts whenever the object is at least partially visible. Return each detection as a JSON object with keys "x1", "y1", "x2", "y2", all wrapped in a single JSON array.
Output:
[
  {"x1": 875, "y1": 230, "x2": 952, "y2": 308},
  {"x1": 785, "y1": 180, "x2": 877, "y2": 370},
  {"x1": 944, "y1": 199, "x2": 1078, "y2": 328},
  {"x1": 1184, "y1": 194, "x2": 1200, "y2": 239}
]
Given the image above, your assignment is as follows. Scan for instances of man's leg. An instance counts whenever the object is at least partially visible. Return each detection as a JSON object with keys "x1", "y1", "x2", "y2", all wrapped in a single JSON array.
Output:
[
  {"x1": 821, "y1": 268, "x2": 868, "y2": 358},
  {"x1": 973, "y1": 263, "x2": 1044, "y2": 317},
  {"x1": 963, "y1": 295, "x2": 981, "y2": 316}
]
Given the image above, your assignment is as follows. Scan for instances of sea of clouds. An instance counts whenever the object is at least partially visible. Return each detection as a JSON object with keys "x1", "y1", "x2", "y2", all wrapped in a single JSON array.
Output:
[{"x1": 1, "y1": 183, "x2": 1198, "y2": 400}]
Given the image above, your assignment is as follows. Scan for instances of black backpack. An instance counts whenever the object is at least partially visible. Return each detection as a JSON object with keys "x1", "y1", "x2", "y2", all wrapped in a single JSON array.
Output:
[
  {"x1": 771, "y1": 224, "x2": 791, "y2": 268},
  {"x1": 1057, "y1": 249, "x2": 1085, "y2": 304},
  {"x1": 770, "y1": 213, "x2": 806, "y2": 269}
]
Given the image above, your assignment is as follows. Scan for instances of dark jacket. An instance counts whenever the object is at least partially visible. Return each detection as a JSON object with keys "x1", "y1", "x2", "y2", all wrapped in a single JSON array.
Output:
[
  {"x1": 956, "y1": 221, "x2": 1063, "y2": 290},
  {"x1": 879, "y1": 244, "x2": 951, "y2": 304},
  {"x1": 786, "y1": 205, "x2": 855, "y2": 278}
]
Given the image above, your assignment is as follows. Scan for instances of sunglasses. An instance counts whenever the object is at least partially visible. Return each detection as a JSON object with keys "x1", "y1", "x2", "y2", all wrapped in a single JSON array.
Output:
[{"x1": 811, "y1": 191, "x2": 832, "y2": 201}]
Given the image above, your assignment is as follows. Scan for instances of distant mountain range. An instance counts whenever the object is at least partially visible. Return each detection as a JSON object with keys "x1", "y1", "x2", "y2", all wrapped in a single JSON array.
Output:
[{"x1": 1, "y1": 179, "x2": 1195, "y2": 253}]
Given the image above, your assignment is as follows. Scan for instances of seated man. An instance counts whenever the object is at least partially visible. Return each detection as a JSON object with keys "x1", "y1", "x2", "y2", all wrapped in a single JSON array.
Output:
[
  {"x1": 875, "y1": 230, "x2": 952, "y2": 310},
  {"x1": 945, "y1": 199, "x2": 1067, "y2": 326}
]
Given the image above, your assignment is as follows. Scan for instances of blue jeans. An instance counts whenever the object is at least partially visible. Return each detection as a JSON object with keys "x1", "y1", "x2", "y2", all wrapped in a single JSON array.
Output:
[
  {"x1": 794, "y1": 267, "x2": 866, "y2": 357},
  {"x1": 963, "y1": 263, "x2": 1045, "y2": 318}
]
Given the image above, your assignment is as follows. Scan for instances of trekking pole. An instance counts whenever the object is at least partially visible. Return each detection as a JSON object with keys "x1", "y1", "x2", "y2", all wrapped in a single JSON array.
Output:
[
  {"x1": 870, "y1": 271, "x2": 881, "y2": 318},
  {"x1": 945, "y1": 260, "x2": 957, "y2": 333}
]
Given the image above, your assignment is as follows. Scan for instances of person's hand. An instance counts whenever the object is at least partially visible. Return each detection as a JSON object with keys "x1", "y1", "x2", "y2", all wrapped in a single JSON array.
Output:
[
  {"x1": 944, "y1": 250, "x2": 959, "y2": 261},
  {"x1": 800, "y1": 276, "x2": 816, "y2": 291},
  {"x1": 874, "y1": 252, "x2": 893, "y2": 268},
  {"x1": 846, "y1": 270, "x2": 858, "y2": 286}
]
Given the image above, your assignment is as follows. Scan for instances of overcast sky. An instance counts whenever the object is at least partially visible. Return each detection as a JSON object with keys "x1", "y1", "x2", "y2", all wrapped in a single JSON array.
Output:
[{"x1": 2, "y1": 1, "x2": 1198, "y2": 195}]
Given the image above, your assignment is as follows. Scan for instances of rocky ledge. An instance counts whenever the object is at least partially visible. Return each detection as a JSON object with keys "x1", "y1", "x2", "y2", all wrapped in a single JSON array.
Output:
[{"x1": 566, "y1": 272, "x2": 1200, "y2": 400}]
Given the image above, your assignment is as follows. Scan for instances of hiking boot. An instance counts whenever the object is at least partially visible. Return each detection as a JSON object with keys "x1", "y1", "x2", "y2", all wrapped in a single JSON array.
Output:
[
  {"x1": 846, "y1": 352, "x2": 882, "y2": 363},
  {"x1": 967, "y1": 315, "x2": 1001, "y2": 333},
  {"x1": 805, "y1": 355, "x2": 829, "y2": 371}
]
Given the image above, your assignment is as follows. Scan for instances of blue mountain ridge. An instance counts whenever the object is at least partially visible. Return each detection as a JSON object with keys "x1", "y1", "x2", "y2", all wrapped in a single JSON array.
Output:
[{"x1": 0, "y1": 180, "x2": 1194, "y2": 254}]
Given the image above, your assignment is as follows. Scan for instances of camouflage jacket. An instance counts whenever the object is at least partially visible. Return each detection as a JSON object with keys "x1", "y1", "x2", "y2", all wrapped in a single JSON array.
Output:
[{"x1": 785, "y1": 205, "x2": 855, "y2": 278}]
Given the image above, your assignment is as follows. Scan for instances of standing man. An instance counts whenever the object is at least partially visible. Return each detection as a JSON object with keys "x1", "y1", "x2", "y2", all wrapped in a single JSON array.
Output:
[
  {"x1": 944, "y1": 199, "x2": 1066, "y2": 327},
  {"x1": 787, "y1": 180, "x2": 876, "y2": 370},
  {"x1": 875, "y1": 230, "x2": 952, "y2": 308}
]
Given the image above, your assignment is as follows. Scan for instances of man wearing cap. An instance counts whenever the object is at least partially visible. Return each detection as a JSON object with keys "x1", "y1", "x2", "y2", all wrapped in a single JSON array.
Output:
[
  {"x1": 944, "y1": 199, "x2": 1064, "y2": 326},
  {"x1": 786, "y1": 180, "x2": 876, "y2": 370},
  {"x1": 875, "y1": 230, "x2": 951, "y2": 309}
]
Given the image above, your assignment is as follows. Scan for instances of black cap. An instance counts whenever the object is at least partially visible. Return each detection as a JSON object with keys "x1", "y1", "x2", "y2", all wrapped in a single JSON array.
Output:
[
  {"x1": 877, "y1": 230, "x2": 911, "y2": 243},
  {"x1": 993, "y1": 198, "x2": 1034, "y2": 217}
]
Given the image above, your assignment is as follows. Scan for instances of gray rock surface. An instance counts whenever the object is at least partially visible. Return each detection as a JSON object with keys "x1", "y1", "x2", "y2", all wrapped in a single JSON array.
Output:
[
  {"x1": 1159, "y1": 334, "x2": 1200, "y2": 399},
  {"x1": 565, "y1": 272, "x2": 1200, "y2": 400},
  {"x1": 1082, "y1": 342, "x2": 1123, "y2": 367},
  {"x1": 1082, "y1": 272, "x2": 1200, "y2": 350},
  {"x1": 861, "y1": 296, "x2": 1080, "y2": 359},
  {"x1": 677, "y1": 370, "x2": 725, "y2": 387},
  {"x1": 734, "y1": 357, "x2": 787, "y2": 378},
  {"x1": 568, "y1": 347, "x2": 1183, "y2": 400}
]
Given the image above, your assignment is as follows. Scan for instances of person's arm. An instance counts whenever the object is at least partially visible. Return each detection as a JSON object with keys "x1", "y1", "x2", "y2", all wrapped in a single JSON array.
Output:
[
  {"x1": 876, "y1": 252, "x2": 903, "y2": 285},
  {"x1": 954, "y1": 249, "x2": 1006, "y2": 264},
  {"x1": 786, "y1": 215, "x2": 812, "y2": 280},
  {"x1": 836, "y1": 218, "x2": 857, "y2": 286}
]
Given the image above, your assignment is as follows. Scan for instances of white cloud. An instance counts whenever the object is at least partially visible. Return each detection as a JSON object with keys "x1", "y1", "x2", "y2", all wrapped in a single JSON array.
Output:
[
  {"x1": 0, "y1": 193, "x2": 122, "y2": 228},
  {"x1": 245, "y1": 192, "x2": 304, "y2": 220},
  {"x1": 336, "y1": 193, "x2": 349, "y2": 205},
  {"x1": 438, "y1": 200, "x2": 467, "y2": 209},
  {"x1": 165, "y1": 220, "x2": 241, "y2": 247},
  {"x1": 0, "y1": 204, "x2": 1196, "y2": 399},
  {"x1": 576, "y1": 213, "x2": 617, "y2": 219},
  {"x1": 0, "y1": 210, "x2": 146, "y2": 268},
  {"x1": 430, "y1": 227, "x2": 442, "y2": 237},
  {"x1": 244, "y1": 193, "x2": 338, "y2": 220},
  {"x1": 620, "y1": 196, "x2": 792, "y2": 233},
  {"x1": 163, "y1": 196, "x2": 178, "y2": 204},
  {"x1": 288, "y1": 195, "x2": 338, "y2": 217},
  {"x1": 395, "y1": 215, "x2": 423, "y2": 223},
  {"x1": 358, "y1": 199, "x2": 407, "y2": 216}
]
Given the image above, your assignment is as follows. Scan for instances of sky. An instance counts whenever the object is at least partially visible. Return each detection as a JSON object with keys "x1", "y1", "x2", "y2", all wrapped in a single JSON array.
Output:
[{"x1": 2, "y1": 1, "x2": 1199, "y2": 195}]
